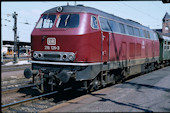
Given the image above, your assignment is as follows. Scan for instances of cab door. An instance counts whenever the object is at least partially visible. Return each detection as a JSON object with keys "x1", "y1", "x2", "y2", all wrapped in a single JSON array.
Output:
[
  {"x1": 99, "y1": 16, "x2": 111, "y2": 62},
  {"x1": 101, "y1": 31, "x2": 109, "y2": 62}
]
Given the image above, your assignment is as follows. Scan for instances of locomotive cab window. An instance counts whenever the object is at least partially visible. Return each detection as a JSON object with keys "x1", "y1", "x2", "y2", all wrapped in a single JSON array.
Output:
[
  {"x1": 36, "y1": 15, "x2": 56, "y2": 28},
  {"x1": 56, "y1": 14, "x2": 79, "y2": 28},
  {"x1": 91, "y1": 15, "x2": 99, "y2": 29}
]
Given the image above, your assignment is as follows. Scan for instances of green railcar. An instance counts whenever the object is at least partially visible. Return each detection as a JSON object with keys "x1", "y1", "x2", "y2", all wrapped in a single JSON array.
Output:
[{"x1": 158, "y1": 33, "x2": 170, "y2": 61}]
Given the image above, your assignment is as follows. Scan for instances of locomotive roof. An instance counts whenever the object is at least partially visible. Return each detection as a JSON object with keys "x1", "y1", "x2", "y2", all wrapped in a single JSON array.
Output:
[{"x1": 43, "y1": 5, "x2": 151, "y2": 31}]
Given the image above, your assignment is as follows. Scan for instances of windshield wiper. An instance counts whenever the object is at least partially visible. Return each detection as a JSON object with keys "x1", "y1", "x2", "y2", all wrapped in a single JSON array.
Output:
[{"x1": 64, "y1": 14, "x2": 70, "y2": 26}]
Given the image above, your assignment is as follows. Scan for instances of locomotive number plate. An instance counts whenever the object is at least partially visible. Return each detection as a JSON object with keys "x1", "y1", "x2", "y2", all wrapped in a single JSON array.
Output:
[{"x1": 47, "y1": 38, "x2": 56, "y2": 45}]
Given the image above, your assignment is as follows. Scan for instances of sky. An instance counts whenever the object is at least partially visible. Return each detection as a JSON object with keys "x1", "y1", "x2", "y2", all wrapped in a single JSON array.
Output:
[{"x1": 1, "y1": 1, "x2": 170, "y2": 42}]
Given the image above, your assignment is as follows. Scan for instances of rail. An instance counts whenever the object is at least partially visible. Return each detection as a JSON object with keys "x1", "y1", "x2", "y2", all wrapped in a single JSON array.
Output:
[
  {"x1": 2, "y1": 83, "x2": 40, "y2": 95},
  {"x1": 1, "y1": 87, "x2": 72, "y2": 110}
]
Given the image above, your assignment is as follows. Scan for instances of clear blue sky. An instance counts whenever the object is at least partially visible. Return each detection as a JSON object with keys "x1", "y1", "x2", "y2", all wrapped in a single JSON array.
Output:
[{"x1": 1, "y1": 1, "x2": 170, "y2": 42}]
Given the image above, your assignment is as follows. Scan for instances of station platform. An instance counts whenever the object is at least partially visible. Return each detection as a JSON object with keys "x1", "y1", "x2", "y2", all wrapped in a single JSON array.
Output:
[{"x1": 41, "y1": 66, "x2": 170, "y2": 112}]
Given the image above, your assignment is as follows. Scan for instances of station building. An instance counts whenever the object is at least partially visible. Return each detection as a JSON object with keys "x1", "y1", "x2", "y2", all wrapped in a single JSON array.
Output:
[{"x1": 2, "y1": 40, "x2": 31, "y2": 57}]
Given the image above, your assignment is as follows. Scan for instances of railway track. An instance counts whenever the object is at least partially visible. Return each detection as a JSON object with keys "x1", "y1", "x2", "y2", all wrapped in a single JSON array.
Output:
[
  {"x1": 1, "y1": 87, "x2": 73, "y2": 112},
  {"x1": 2, "y1": 77, "x2": 33, "y2": 88},
  {"x1": 1, "y1": 64, "x2": 31, "y2": 72},
  {"x1": 2, "y1": 77, "x2": 41, "y2": 94},
  {"x1": 2, "y1": 82, "x2": 40, "y2": 95}
]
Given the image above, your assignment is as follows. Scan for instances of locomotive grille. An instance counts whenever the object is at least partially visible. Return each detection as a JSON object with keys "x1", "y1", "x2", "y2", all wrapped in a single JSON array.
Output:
[{"x1": 44, "y1": 54, "x2": 60, "y2": 58}]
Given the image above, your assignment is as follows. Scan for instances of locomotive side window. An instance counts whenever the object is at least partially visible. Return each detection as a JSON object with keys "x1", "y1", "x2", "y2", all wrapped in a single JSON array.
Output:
[
  {"x1": 108, "y1": 20, "x2": 119, "y2": 32},
  {"x1": 127, "y1": 25, "x2": 134, "y2": 36},
  {"x1": 56, "y1": 14, "x2": 79, "y2": 28},
  {"x1": 144, "y1": 30, "x2": 150, "y2": 39},
  {"x1": 119, "y1": 23, "x2": 126, "y2": 34},
  {"x1": 91, "y1": 15, "x2": 99, "y2": 29},
  {"x1": 139, "y1": 29, "x2": 145, "y2": 38},
  {"x1": 36, "y1": 15, "x2": 56, "y2": 28},
  {"x1": 134, "y1": 27, "x2": 140, "y2": 37},
  {"x1": 147, "y1": 31, "x2": 150, "y2": 39},
  {"x1": 144, "y1": 30, "x2": 148, "y2": 38},
  {"x1": 149, "y1": 31, "x2": 154, "y2": 40},
  {"x1": 153, "y1": 32, "x2": 158, "y2": 40},
  {"x1": 99, "y1": 17, "x2": 111, "y2": 32}
]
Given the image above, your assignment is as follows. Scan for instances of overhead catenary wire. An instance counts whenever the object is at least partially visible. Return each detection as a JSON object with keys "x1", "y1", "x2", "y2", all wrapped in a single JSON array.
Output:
[
  {"x1": 119, "y1": 2, "x2": 161, "y2": 22},
  {"x1": 2, "y1": 17, "x2": 36, "y2": 26},
  {"x1": 43, "y1": 1, "x2": 58, "y2": 6},
  {"x1": 152, "y1": 2, "x2": 168, "y2": 13}
]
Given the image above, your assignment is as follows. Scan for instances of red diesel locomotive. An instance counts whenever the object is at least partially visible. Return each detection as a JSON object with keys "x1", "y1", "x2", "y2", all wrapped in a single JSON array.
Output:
[{"x1": 24, "y1": 5, "x2": 160, "y2": 92}]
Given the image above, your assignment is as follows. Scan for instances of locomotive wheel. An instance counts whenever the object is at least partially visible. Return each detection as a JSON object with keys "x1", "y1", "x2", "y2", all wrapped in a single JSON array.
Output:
[
  {"x1": 89, "y1": 77, "x2": 101, "y2": 92},
  {"x1": 110, "y1": 73, "x2": 116, "y2": 85},
  {"x1": 43, "y1": 78, "x2": 51, "y2": 93}
]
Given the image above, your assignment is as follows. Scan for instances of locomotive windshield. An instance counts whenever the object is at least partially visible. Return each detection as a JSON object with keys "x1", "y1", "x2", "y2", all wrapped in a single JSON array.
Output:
[
  {"x1": 36, "y1": 15, "x2": 56, "y2": 28},
  {"x1": 56, "y1": 14, "x2": 79, "y2": 28}
]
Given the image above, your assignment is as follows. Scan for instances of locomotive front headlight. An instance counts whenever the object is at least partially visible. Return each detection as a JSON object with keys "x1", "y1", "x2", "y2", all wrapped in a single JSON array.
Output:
[
  {"x1": 62, "y1": 54, "x2": 67, "y2": 60},
  {"x1": 38, "y1": 53, "x2": 43, "y2": 58},
  {"x1": 33, "y1": 52, "x2": 38, "y2": 58},
  {"x1": 68, "y1": 54, "x2": 75, "y2": 61}
]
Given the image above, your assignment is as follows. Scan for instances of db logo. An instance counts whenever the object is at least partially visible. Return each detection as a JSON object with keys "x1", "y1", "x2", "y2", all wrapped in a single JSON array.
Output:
[{"x1": 47, "y1": 38, "x2": 56, "y2": 45}]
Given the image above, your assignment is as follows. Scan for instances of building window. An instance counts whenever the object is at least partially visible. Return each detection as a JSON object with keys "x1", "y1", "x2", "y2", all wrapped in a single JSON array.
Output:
[{"x1": 165, "y1": 26, "x2": 169, "y2": 31}]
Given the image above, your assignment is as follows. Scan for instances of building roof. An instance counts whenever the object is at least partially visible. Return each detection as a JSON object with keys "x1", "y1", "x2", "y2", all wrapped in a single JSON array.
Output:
[
  {"x1": 156, "y1": 31, "x2": 170, "y2": 40},
  {"x1": 3, "y1": 40, "x2": 31, "y2": 46},
  {"x1": 163, "y1": 12, "x2": 170, "y2": 22},
  {"x1": 154, "y1": 29, "x2": 162, "y2": 32}
]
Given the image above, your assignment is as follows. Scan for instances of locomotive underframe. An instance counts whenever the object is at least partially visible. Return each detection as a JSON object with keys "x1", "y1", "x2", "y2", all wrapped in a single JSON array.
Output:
[{"x1": 29, "y1": 56, "x2": 159, "y2": 92}]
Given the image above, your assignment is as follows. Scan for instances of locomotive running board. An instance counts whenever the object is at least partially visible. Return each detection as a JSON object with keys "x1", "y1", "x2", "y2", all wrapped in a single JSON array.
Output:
[{"x1": 29, "y1": 60, "x2": 103, "y2": 66}]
